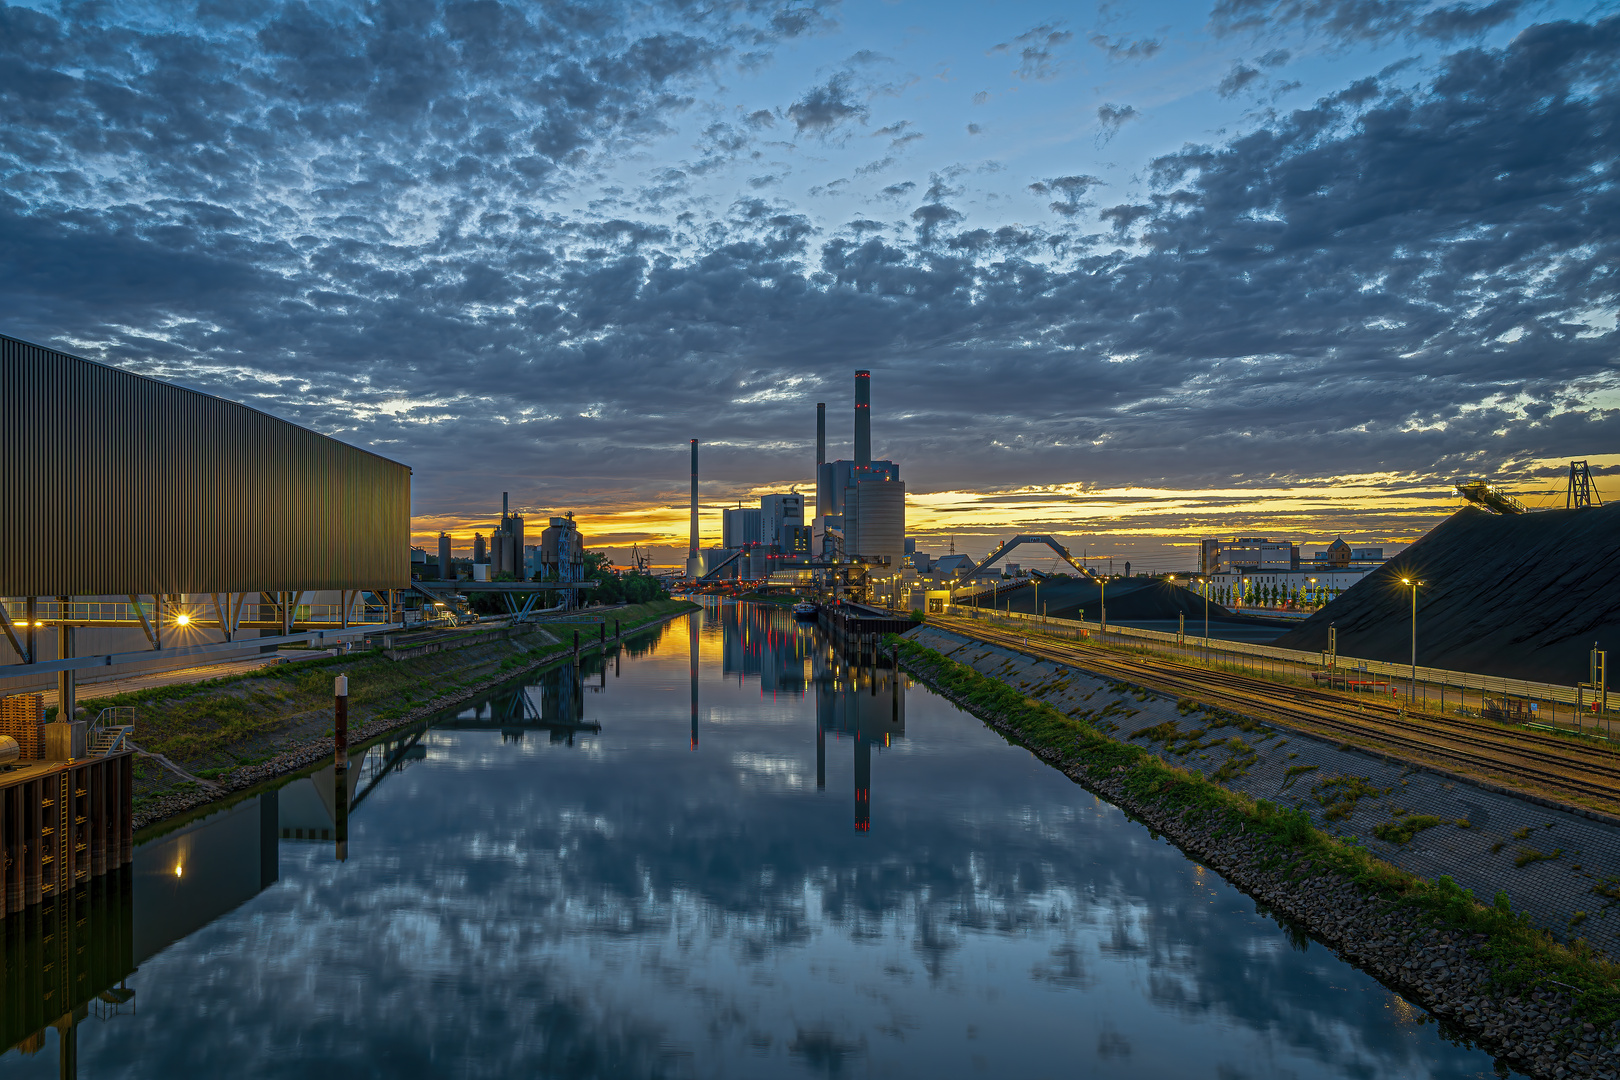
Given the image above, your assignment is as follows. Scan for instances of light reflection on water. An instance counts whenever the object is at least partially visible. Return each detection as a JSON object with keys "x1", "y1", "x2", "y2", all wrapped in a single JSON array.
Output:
[{"x1": 0, "y1": 602, "x2": 1510, "y2": 1078}]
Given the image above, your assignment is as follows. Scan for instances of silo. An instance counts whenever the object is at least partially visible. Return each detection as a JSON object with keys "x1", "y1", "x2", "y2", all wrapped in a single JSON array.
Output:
[{"x1": 848, "y1": 480, "x2": 905, "y2": 573}]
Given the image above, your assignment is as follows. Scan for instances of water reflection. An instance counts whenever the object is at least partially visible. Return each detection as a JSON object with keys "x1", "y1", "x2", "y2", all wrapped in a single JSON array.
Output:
[
  {"x1": 0, "y1": 602, "x2": 1511, "y2": 1079},
  {"x1": 0, "y1": 873, "x2": 134, "y2": 1070}
]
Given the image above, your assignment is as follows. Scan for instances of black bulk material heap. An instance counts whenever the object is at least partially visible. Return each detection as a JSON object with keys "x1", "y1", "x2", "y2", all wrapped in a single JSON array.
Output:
[{"x1": 1274, "y1": 503, "x2": 1620, "y2": 684}]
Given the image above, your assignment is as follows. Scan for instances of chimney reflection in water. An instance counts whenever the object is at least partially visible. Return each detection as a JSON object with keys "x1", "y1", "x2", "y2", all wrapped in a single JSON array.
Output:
[
  {"x1": 812, "y1": 623, "x2": 904, "y2": 834},
  {"x1": 690, "y1": 612, "x2": 699, "y2": 750}
]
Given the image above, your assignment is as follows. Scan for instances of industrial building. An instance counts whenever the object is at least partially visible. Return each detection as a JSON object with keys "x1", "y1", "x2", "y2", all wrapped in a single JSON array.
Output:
[
  {"x1": 1200, "y1": 536, "x2": 1389, "y2": 576},
  {"x1": 489, "y1": 493, "x2": 526, "y2": 579},
  {"x1": 683, "y1": 370, "x2": 905, "y2": 598},
  {"x1": 1, "y1": 331, "x2": 413, "y2": 915},
  {"x1": 722, "y1": 507, "x2": 762, "y2": 549},
  {"x1": 815, "y1": 371, "x2": 906, "y2": 576},
  {"x1": 761, "y1": 493, "x2": 809, "y2": 554},
  {"x1": 2, "y1": 333, "x2": 411, "y2": 698}
]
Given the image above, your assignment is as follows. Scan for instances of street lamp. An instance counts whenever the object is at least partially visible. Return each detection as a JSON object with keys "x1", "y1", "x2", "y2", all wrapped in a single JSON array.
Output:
[
  {"x1": 1401, "y1": 577, "x2": 1424, "y2": 705},
  {"x1": 1198, "y1": 576, "x2": 1210, "y2": 658}
]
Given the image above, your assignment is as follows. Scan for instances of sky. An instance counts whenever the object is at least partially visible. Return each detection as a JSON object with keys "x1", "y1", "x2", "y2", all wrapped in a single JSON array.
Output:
[{"x1": 2, "y1": 0, "x2": 1616, "y2": 570}]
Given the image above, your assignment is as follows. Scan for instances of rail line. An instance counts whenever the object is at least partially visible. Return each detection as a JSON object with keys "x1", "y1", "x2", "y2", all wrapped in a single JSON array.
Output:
[{"x1": 932, "y1": 616, "x2": 1620, "y2": 809}]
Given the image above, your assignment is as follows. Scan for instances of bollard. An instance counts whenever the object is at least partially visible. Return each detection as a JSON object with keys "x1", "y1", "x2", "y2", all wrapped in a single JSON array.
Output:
[
  {"x1": 334, "y1": 766, "x2": 349, "y2": 863},
  {"x1": 615, "y1": 619, "x2": 620, "y2": 640},
  {"x1": 334, "y1": 674, "x2": 349, "y2": 769},
  {"x1": 600, "y1": 623, "x2": 606, "y2": 646}
]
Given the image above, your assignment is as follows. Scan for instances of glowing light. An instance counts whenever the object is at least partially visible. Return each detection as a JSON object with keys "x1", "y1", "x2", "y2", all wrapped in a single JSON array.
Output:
[
  {"x1": 175, "y1": 613, "x2": 191, "y2": 626},
  {"x1": 174, "y1": 864, "x2": 183, "y2": 877}
]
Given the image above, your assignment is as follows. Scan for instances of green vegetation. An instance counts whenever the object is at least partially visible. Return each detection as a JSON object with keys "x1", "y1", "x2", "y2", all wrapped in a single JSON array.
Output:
[
  {"x1": 1372, "y1": 815, "x2": 1448, "y2": 846},
  {"x1": 116, "y1": 598, "x2": 695, "y2": 803},
  {"x1": 1311, "y1": 774, "x2": 1388, "y2": 822},
  {"x1": 1280, "y1": 763, "x2": 1318, "y2": 791},
  {"x1": 1515, "y1": 847, "x2": 1563, "y2": 868},
  {"x1": 892, "y1": 636, "x2": 1620, "y2": 1029}
]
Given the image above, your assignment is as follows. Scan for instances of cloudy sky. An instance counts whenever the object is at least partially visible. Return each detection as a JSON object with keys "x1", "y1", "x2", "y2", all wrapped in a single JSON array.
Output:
[{"x1": 3, "y1": 0, "x2": 1616, "y2": 568}]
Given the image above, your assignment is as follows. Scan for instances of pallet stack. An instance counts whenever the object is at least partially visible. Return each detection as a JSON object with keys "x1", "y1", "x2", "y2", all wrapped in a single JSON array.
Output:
[{"x1": 0, "y1": 694, "x2": 45, "y2": 759}]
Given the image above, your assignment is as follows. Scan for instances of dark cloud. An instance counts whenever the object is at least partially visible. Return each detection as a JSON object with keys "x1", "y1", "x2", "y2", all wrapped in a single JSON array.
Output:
[
  {"x1": 786, "y1": 72, "x2": 867, "y2": 133},
  {"x1": 989, "y1": 23, "x2": 1076, "y2": 81},
  {"x1": 1210, "y1": 0, "x2": 1524, "y2": 43},
  {"x1": 1095, "y1": 103, "x2": 1139, "y2": 144},
  {"x1": 2, "y1": 3, "x2": 1616, "y2": 526},
  {"x1": 1030, "y1": 175, "x2": 1104, "y2": 216},
  {"x1": 1089, "y1": 33, "x2": 1164, "y2": 60},
  {"x1": 1219, "y1": 61, "x2": 1264, "y2": 96}
]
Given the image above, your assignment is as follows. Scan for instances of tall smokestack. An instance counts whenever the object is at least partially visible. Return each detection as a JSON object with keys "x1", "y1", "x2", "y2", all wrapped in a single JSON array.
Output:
[
  {"x1": 502, "y1": 491, "x2": 509, "y2": 516},
  {"x1": 816, "y1": 402, "x2": 825, "y2": 466},
  {"x1": 854, "y1": 370, "x2": 871, "y2": 469},
  {"x1": 688, "y1": 439, "x2": 699, "y2": 561}
]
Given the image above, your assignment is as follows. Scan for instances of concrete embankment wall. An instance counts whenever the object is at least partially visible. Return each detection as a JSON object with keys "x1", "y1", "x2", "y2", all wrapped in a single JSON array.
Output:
[{"x1": 909, "y1": 624, "x2": 1620, "y2": 959}]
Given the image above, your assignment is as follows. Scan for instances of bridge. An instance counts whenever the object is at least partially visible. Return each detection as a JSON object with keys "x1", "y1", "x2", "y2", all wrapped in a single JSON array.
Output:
[{"x1": 952, "y1": 535, "x2": 1097, "y2": 589}]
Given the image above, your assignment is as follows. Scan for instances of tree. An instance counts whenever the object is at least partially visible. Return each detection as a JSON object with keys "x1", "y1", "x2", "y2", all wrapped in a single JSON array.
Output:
[{"x1": 583, "y1": 550, "x2": 668, "y2": 605}]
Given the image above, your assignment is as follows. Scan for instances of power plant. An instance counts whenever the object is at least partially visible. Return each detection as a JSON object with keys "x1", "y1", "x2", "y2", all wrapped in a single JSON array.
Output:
[{"x1": 686, "y1": 370, "x2": 905, "y2": 602}]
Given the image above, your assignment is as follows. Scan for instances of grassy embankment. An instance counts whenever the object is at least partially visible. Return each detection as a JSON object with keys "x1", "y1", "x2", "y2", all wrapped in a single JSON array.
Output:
[
  {"x1": 105, "y1": 599, "x2": 695, "y2": 810},
  {"x1": 894, "y1": 635, "x2": 1620, "y2": 1028}
]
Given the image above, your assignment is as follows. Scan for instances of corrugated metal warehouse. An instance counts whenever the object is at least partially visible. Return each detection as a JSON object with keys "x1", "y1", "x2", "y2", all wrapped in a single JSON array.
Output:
[{"x1": 1, "y1": 333, "x2": 410, "y2": 597}]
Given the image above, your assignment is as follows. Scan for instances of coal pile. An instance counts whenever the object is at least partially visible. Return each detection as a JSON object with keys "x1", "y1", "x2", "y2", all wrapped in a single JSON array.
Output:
[
  {"x1": 995, "y1": 576, "x2": 1233, "y2": 621},
  {"x1": 1274, "y1": 503, "x2": 1620, "y2": 684}
]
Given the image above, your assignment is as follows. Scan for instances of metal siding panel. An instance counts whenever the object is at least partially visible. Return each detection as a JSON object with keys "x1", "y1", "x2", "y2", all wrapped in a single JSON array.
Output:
[{"x1": 1, "y1": 334, "x2": 410, "y2": 595}]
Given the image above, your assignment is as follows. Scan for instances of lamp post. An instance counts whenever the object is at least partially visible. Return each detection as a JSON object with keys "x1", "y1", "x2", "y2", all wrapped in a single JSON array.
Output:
[
  {"x1": 1199, "y1": 577, "x2": 1210, "y2": 661},
  {"x1": 1401, "y1": 577, "x2": 1423, "y2": 706},
  {"x1": 1099, "y1": 575, "x2": 1107, "y2": 638}
]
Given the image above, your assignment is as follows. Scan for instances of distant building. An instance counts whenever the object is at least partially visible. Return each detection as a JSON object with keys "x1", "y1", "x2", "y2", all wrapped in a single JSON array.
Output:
[
  {"x1": 539, "y1": 515, "x2": 585, "y2": 595},
  {"x1": 490, "y1": 492, "x2": 525, "y2": 578},
  {"x1": 1203, "y1": 565, "x2": 1376, "y2": 607},
  {"x1": 1308, "y1": 538, "x2": 1386, "y2": 567},
  {"x1": 473, "y1": 532, "x2": 487, "y2": 565},
  {"x1": 723, "y1": 507, "x2": 762, "y2": 549},
  {"x1": 759, "y1": 493, "x2": 804, "y2": 548},
  {"x1": 438, "y1": 533, "x2": 452, "y2": 581},
  {"x1": 1206, "y1": 538, "x2": 1296, "y2": 573}
]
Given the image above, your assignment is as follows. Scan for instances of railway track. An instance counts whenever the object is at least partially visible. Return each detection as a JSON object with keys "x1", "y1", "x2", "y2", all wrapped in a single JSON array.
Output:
[{"x1": 933, "y1": 616, "x2": 1620, "y2": 808}]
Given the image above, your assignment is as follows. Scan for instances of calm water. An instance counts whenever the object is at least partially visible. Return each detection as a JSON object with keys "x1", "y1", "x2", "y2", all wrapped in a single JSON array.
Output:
[{"x1": 1, "y1": 603, "x2": 1509, "y2": 1079}]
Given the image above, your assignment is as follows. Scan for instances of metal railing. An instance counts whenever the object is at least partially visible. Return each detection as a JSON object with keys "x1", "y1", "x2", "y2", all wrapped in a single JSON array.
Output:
[
  {"x1": 3, "y1": 598, "x2": 396, "y2": 626},
  {"x1": 943, "y1": 605, "x2": 1615, "y2": 734},
  {"x1": 86, "y1": 707, "x2": 135, "y2": 755}
]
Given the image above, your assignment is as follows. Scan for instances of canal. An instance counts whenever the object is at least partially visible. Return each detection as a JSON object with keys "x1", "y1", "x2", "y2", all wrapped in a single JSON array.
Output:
[{"x1": 0, "y1": 603, "x2": 1510, "y2": 1078}]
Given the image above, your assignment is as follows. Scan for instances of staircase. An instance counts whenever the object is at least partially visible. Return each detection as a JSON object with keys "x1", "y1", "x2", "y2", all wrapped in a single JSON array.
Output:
[{"x1": 87, "y1": 707, "x2": 135, "y2": 755}]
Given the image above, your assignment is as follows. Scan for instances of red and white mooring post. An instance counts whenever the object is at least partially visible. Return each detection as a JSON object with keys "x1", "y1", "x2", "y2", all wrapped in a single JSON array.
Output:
[{"x1": 334, "y1": 674, "x2": 349, "y2": 769}]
